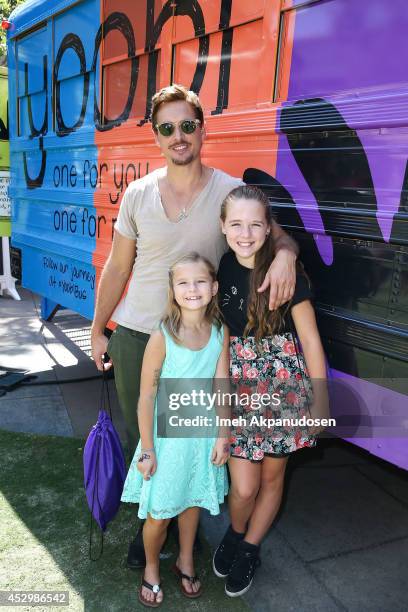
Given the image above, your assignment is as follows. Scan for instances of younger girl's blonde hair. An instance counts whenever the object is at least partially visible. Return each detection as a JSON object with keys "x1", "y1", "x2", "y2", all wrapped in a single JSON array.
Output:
[{"x1": 161, "y1": 252, "x2": 223, "y2": 344}]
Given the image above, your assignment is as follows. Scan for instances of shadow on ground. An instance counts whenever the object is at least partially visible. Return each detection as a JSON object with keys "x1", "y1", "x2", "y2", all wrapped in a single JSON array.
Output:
[{"x1": 0, "y1": 429, "x2": 249, "y2": 612}]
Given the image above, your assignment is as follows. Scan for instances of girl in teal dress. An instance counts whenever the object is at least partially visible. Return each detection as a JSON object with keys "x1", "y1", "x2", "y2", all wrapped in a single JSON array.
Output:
[{"x1": 121, "y1": 252, "x2": 230, "y2": 607}]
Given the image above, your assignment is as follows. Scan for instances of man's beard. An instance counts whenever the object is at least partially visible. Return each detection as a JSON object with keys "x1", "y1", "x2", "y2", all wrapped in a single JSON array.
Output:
[
  {"x1": 170, "y1": 152, "x2": 195, "y2": 166},
  {"x1": 168, "y1": 141, "x2": 197, "y2": 166}
]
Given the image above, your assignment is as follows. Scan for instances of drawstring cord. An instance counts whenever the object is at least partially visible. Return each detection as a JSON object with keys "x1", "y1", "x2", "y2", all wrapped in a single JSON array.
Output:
[{"x1": 88, "y1": 366, "x2": 111, "y2": 561}]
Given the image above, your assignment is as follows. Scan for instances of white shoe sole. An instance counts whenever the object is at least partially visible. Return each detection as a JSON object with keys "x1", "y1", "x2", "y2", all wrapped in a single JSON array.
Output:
[
  {"x1": 212, "y1": 551, "x2": 229, "y2": 578},
  {"x1": 225, "y1": 577, "x2": 253, "y2": 597}
]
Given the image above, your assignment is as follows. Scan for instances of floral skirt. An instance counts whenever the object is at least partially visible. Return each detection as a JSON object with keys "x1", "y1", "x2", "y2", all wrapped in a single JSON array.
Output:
[{"x1": 229, "y1": 334, "x2": 316, "y2": 461}]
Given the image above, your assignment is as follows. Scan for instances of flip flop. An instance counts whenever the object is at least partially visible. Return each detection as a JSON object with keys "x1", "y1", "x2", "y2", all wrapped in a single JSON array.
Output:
[
  {"x1": 138, "y1": 575, "x2": 163, "y2": 608},
  {"x1": 171, "y1": 564, "x2": 202, "y2": 599}
]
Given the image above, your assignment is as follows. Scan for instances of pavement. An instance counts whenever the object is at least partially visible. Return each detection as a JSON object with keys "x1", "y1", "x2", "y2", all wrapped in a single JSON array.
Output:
[
  {"x1": 0, "y1": 288, "x2": 125, "y2": 441},
  {"x1": 1, "y1": 288, "x2": 408, "y2": 612}
]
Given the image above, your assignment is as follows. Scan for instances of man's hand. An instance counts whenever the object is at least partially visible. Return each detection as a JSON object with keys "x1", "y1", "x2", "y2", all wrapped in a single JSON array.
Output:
[
  {"x1": 90, "y1": 230, "x2": 136, "y2": 370},
  {"x1": 258, "y1": 249, "x2": 297, "y2": 310},
  {"x1": 91, "y1": 331, "x2": 112, "y2": 372}
]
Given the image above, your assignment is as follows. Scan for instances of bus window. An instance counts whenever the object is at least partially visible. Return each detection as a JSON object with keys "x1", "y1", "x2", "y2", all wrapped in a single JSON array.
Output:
[
  {"x1": 103, "y1": 0, "x2": 163, "y2": 53},
  {"x1": 101, "y1": 0, "x2": 166, "y2": 124},
  {"x1": 16, "y1": 26, "x2": 48, "y2": 138},
  {"x1": 0, "y1": 67, "x2": 9, "y2": 168},
  {"x1": 172, "y1": 14, "x2": 266, "y2": 113},
  {"x1": 53, "y1": 0, "x2": 97, "y2": 135},
  {"x1": 172, "y1": 0, "x2": 266, "y2": 39},
  {"x1": 276, "y1": 0, "x2": 408, "y2": 102},
  {"x1": 227, "y1": 19, "x2": 264, "y2": 109},
  {"x1": 103, "y1": 51, "x2": 161, "y2": 123}
]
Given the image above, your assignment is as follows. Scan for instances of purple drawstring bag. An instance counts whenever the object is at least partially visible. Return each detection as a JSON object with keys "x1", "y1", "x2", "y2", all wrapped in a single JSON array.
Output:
[{"x1": 83, "y1": 371, "x2": 126, "y2": 558}]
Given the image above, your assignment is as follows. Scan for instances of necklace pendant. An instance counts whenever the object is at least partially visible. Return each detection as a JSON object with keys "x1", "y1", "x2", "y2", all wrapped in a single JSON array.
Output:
[{"x1": 177, "y1": 208, "x2": 187, "y2": 222}]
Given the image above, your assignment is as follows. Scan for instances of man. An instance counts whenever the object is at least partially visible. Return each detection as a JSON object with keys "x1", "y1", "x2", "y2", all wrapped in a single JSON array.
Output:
[{"x1": 91, "y1": 84, "x2": 298, "y2": 570}]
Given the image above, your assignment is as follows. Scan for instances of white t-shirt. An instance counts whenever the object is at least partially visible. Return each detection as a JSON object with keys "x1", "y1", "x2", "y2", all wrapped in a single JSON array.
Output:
[{"x1": 112, "y1": 168, "x2": 243, "y2": 333}]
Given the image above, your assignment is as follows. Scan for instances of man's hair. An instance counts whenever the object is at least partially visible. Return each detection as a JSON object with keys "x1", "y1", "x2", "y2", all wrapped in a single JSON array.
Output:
[{"x1": 151, "y1": 84, "x2": 204, "y2": 131}]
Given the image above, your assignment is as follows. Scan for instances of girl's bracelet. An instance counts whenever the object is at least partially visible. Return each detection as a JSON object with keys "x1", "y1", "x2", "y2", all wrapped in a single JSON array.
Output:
[{"x1": 141, "y1": 447, "x2": 155, "y2": 453}]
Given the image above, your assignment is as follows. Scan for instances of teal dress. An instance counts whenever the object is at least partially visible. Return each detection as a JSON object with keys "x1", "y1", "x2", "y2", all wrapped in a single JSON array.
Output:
[{"x1": 121, "y1": 324, "x2": 229, "y2": 519}]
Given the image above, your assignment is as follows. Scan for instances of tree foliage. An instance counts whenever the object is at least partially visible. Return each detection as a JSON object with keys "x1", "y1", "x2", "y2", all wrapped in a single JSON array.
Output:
[{"x1": 1, "y1": 0, "x2": 27, "y2": 61}]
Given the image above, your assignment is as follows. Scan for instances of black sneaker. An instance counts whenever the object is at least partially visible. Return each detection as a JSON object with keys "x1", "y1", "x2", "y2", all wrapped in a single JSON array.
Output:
[
  {"x1": 225, "y1": 540, "x2": 260, "y2": 597},
  {"x1": 126, "y1": 522, "x2": 146, "y2": 569},
  {"x1": 213, "y1": 525, "x2": 245, "y2": 578}
]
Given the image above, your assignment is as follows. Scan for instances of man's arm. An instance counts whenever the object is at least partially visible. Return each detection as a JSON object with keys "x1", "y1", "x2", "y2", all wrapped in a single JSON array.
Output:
[
  {"x1": 258, "y1": 220, "x2": 298, "y2": 310},
  {"x1": 271, "y1": 219, "x2": 299, "y2": 257},
  {"x1": 91, "y1": 230, "x2": 137, "y2": 370},
  {"x1": 137, "y1": 329, "x2": 166, "y2": 479}
]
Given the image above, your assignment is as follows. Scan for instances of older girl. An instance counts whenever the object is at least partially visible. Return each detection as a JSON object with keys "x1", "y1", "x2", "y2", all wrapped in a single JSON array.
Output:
[{"x1": 213, "y1": 185, "x2": 327, "y2": 597}]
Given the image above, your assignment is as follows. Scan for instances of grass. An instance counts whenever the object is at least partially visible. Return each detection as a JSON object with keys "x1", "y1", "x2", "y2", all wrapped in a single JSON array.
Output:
[{"x1": 0, "y1": 429, "x2": 249, "y2": 612}]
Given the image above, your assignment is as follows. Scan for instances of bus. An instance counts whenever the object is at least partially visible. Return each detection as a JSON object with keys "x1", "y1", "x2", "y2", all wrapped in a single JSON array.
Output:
[
  {"x1": 6, "y1": 0, "x2": 408, "y2": 469},
  {"x1": 0, "y1": 65, "x2": 10, "y2": 235}
]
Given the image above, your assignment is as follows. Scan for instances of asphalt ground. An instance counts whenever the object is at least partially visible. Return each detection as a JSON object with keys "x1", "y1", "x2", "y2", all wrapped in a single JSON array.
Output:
[{"x1": 1, "y1": 288, "x2": 407, "y2": 611}]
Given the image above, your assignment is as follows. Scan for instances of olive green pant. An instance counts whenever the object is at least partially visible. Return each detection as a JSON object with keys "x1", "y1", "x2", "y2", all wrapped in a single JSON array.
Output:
[{"x1": 107, "y1": 325, "x2": 150, "y2": 456}]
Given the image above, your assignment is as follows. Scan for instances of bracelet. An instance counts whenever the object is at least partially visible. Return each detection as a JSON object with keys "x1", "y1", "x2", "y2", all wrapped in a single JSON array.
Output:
[{"x1": 141, "y1": 447, "x2": 155, "y2": 453}]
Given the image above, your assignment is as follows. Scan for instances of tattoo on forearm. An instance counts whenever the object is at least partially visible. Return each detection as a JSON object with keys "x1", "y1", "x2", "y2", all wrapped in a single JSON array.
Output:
[
  {"x1": 223, "y1": 444, "x2": 230, "y2": 453},
  {"x1": 152, "y1": 368, "x2": 161, "y2": 388}
]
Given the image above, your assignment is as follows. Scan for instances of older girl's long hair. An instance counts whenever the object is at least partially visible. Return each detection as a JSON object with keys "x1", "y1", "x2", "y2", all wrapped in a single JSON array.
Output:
[
  {"x1": 220, "y1": 185, "x2": 290, "y2": 343},
  {"x1": 161, "y1": 252, "x2": 223, "y2": 344}
]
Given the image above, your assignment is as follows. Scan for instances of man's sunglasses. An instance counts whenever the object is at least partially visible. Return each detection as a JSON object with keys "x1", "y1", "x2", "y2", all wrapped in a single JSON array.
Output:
[{"x1": 155, "y1": 119, "x2": 201, "y2": 137}]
